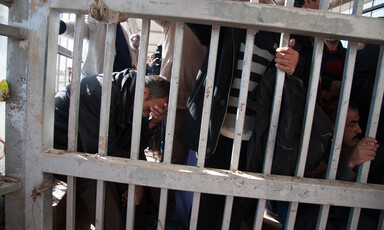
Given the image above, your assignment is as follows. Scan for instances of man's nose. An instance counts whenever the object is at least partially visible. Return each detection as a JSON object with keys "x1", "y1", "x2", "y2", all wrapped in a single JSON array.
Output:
[{"x1": 356, "y1": 124, "x2": 362, "y2": 134}]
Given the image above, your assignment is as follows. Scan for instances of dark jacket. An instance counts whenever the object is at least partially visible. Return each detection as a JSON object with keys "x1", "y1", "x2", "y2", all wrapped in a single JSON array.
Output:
[
  {"x1": 54, "y1": 68, "x2": 152, "y2": 159},
  {"x1": 246, "y1": 67, "x2": 333, "y2": 176},
  {"x1": 178, "y1": 25, "x2": 245, "y2": 158},
  {"x1": 178, "y1": 24, "x2": 311, "y2": 159}
]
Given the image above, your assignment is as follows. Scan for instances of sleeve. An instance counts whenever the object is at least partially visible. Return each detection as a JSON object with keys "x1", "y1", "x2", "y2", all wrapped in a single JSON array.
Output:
[
  {"x1": 59, "y1": 20, "x2": 94, "y2": 40},
  {"x1": 336, "y1": 147, "x2": 357, "y2": 181},
  {"x1": 186, "y1": 23, "x2": 212, "y2": 46}
]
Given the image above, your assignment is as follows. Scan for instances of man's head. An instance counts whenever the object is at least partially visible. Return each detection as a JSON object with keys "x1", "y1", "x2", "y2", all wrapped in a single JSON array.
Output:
[
  {"x1": 295, "y1": 0, "x2": 319, "y2": 9},
  {"x1": 323, "y1": 99, "x2": 362, "y2": 147},
  {"x1": 130, "y1": 34, "x2": 140, "y2": 50},
  {"x1": 343, "y1": 101, "x2": 362, "y2": 147},
  {"x1": 142, "y1": 75, "x2": 170, "y2": 117}
]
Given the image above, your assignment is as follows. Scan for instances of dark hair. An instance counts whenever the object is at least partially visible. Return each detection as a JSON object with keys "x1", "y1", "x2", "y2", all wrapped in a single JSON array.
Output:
[
  {"x1": 322, "y1": 97, "x2": 359, "y2": 124},
  {"x1": 144, "y1": 75, "x2": 170, "y2": 99},
  {"x1": 294, "y1": 0, "x2": 305, "y2": 7}
]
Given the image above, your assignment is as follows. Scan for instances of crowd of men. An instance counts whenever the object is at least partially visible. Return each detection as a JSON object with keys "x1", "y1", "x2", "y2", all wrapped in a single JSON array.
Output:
[{"x1": 53, "y1": 0, "x2": 382, "y2": 229}]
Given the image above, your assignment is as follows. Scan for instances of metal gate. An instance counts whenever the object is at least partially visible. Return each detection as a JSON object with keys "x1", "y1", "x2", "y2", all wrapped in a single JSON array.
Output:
[{"x1": 1, "y1": 0, "x2": 384, "y2": 229}]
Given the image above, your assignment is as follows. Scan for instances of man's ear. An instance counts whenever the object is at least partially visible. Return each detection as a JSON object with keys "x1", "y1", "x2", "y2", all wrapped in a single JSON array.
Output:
[{"x1": 143, "y1": 88, "x2": 150, "y2": 100}]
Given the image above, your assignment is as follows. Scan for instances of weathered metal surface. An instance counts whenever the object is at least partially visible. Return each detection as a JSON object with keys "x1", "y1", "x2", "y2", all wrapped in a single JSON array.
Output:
[
  {"x1": 0, "y1": 177, "x2": 20, "y2": 196},
  {"x1": 0, "y1": 23, "x2": 27, "y2": 39},
  {"x1": 23, "y1": 1, "x2": 59, "y2": 228},
  {"x1": 57, "y1": 44, "x2": 73, "y2": 59},
  {"x1": 42, "y1": 150, "x2": 384, "y2": 210},
  {"x1": 49, "y1": 0, "x2": 384, "y2": 44},
  {"x1": 5, "y1": 0, "x2": 29, "y2": 229}
]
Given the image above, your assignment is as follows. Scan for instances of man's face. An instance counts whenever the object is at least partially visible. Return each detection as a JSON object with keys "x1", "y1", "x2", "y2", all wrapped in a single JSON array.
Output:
[
  {"x1": 343, "y1": 108, "x2": 362, "y2": 147},
  {"x1": 303, "y1": 0, "x2": 319, "y2": 9},
  {"x1": 142, "y1": 96, "x2": 168, "y2": 117}
]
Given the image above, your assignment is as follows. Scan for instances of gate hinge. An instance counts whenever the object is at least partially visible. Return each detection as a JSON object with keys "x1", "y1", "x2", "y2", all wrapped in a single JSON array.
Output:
[{"x1": 89, "y1": 0, "x2": 120, "y2": 24}]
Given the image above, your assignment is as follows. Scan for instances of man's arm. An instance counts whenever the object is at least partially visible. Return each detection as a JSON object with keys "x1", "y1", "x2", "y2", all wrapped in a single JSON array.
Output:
[
  {"x1": 345, "y1": 137, "x2": 378, "y2": 169},
  {"x1": 337, "y1": 137, "x2": 379, "y2": 181}
]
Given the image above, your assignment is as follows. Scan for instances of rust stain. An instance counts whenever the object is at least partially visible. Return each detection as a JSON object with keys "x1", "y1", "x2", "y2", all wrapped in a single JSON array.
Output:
[
  {"x1": 99, "y1": 136, "x2": 105, "y2": 151},
  {"x1": 34, "y1": 114, "x2": 43, "y2": 124}
]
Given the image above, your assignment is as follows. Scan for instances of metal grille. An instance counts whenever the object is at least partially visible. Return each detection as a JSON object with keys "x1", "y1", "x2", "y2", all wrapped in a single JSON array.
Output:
[{"x1": 2, "y1": 0, "x2": 384, "y2": 229}]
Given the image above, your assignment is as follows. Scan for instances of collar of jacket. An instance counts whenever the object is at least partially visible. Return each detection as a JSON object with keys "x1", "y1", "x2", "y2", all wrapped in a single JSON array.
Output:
[{"x1": 114, "y1": 68, "x2": 136, "y2": 129}]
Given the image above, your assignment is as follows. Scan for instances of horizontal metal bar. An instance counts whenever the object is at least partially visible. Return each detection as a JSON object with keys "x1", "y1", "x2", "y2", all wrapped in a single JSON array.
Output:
[
  {"x1": 363, "y1": 3, "x2": 384, "y2": 15},
  {"x1": 0, "y1": 23, "x2": 27, "y2": 39},
  {"x1": 43, "y1": 150, "x2": 384, "y2": 210},
  {"x1": 57, "y1": 45, "x2": 73, "y2": 59},
  {"x1": 49, "y1": 0, "x2": 384, "y2": 44},
  {"x1": 0, "y1": 181, "x2": 21, "y2": 196}
]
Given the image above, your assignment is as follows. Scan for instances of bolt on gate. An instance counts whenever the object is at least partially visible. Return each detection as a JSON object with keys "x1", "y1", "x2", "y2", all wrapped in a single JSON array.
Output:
[{"x1": 1, "y1": 0, "x2": 384, "y2": 229}]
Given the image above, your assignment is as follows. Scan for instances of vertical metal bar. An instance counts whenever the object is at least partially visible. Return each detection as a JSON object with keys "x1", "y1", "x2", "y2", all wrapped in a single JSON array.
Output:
[
  {"x1": 348, "y1": 46, "x2": 384, "y2": 230},
  {"x1": 66, "y1": 176, "x2": 76, "y2": 230},
  {"x1": 281, "y1": 0, "x2": 298, "y2": 227},
  {"x1": 357, "y1": 46, "x2": 384, "y2": 182},
  {"x1": 56, "y1": 54, "x2": 61, "y2": 92},
  {"x1": 189, "y1": 192, "x2": 201, "y2": 230},
  {"x1": 196, "y1": 25, "x2": 220, "y2": 167},
  {"x1": 158, "y1": 22, "x2": 185, "y2": 230},
  {"x1": 345, "y1": 2, "x2": 364, "y2": 229},
  {"x1": 378, "y1": 211, "x2": 384, "y2": 230},
  {"x1": 67, "y1": 14, "x2": 84, "y2": 153},
  {"x1": 130, "y1": 19, "x2": 150, "y2": 159},
  {"x1": 23, "y1": 2, "x2": 58, "y2": 228},
  {"x1": 326, "y1": 41, "x2": 358, "y2": 229},
  {"x1": 189, "y1": 25, "x2": 220, "y2": 230},
  {"x1": 222, "y1": 28, "x2": 255, "y2": 230},
  {"x1": 5, "y1": 0, "x2": 27, "y2": 227},
  {"x1": 163, "y1": 22, "x2": 184, "y2": 164},
  {"x1": 95, "y1": 23, "x2": 117, "y2": 230},
  {"x1": 295, "y1": 38, "x2": 324, "y2": 177},
  {"x1": 125, "y1": 184, "x2": 136, "y2": 230},
  {"x1": 126, "y1": 19, "x2": 150, "y2": 230},
  {"x1": 253, "y1": 199, "x2": 266, "y2": 230},
  {"x1": 157, "y1": 189, "x2": 168, "y2": 230},
  {"x1": 325, "y1": 42, "x2": 358, "y2": 182},
  {"x1": 66, "y1": 14, "x2": 84, "y2": 230},
  {"x1": 263, "y1": 31, "x2": 290, "y2": 175},
  {"x1": 285, "y1": 202, "x2": 299, "y2": 230}
]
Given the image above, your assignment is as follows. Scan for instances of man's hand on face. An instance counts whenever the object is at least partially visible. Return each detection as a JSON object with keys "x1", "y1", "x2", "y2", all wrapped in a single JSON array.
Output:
[
  {"x1": 345, "y1": 137, "x2": 379, "y2": 169},
  {"x1": 148, "y1": 103, "x2": 168, "y2": 130},
  {"x1": 275, "y1": 38, "x2": 299, "y2": 76}
]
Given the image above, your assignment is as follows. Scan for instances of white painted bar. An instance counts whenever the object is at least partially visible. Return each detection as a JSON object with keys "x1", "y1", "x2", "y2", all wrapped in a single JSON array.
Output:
[
  {"x1": 98, "y1": 24, "x2": 117, "y2": 155},
  {"x1": 158, "y1": 22, "x2": 185, "y2": 230},
  {"x1": 130, "y1": 19, "x2": 150, "y2": 160},
  {"x1": 94, "y1": 24, "x2": 117, "y2": 230},
  {"x1": 196, "y1": 25, "x2": 220, "y2": 167},
  {"x1": 253, "y1": 199, "x2": 266, "y2": 230},
  {"x1": 285, "y1": 202, "x2": 299, "y2": 230},
  {"x1": 348, "y1": 46, "x2": 384, "y2": 230},
  {"x1": 66, "y1": 176, "x2": 76, "y2": 230},
  {"x1": 42, "y1": 150, "x2": 384, "y2": 210},
  {"x1": 190, "y1": 25, "x2": 220, "y2": 229},
  {"x1": 295, "y1": 38, "x2": 324, "y2": 177},
  {"x1": 126, "y1": 19, "x2": 151, "y2": 229},
  {"x1": 0, "y1": 23, "x2": 27, "y2": 39},
  {"x1": 325, "y1": 42, "x2": 358, "y2": 180},
  {"x1": 222, "y1": 28, "x2": 256, "y2": 230},
  {"x1": 66, "y1": 14, "x2": 84, "y2": 229},
  {"x1": 48, "y1": 0, "x2": 384, "y2": 44},
  {"x1": 189, "y1": 192, "x2": 201, "y2": 230},
  {"x1": 67, "y1": 14, "x2": 84, "y2": 152},
  {"x1": 163, "y1": 22, "x2": 184, "y2": 164},
  {"x1": 24, "y1": 2, "x2": 59, "y2": 229}
]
